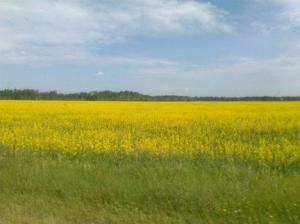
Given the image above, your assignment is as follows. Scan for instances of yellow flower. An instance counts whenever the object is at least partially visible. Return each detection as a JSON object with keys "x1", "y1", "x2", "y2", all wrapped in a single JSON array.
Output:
[{"x1": 0, "y1": 100, "x2": 299, "y2": 166}]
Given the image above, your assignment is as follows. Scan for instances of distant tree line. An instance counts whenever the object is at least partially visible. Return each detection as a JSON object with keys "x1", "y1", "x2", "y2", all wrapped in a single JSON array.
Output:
[{"x1": 0, "y1": 89, "x2": 299, "y2": 101}]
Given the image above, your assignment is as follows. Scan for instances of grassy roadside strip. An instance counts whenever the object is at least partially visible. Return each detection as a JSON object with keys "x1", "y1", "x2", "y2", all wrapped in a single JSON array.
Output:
[{"x1": 0, "y1": 149, "x2": 299, "y2": 224}]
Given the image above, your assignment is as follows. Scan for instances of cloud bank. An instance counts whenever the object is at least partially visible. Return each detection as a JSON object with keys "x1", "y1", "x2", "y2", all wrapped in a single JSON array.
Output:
[
  {"x1": 0, "y1": 0, "x2": 232, "y2": 64},
  {"x1": 131, "y1": 56, "x2": 300, "y2": 96}
]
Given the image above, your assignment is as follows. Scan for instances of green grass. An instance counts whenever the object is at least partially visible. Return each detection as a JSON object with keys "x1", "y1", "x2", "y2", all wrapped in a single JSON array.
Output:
[{"x1": 0, "y1": 149, "x2": 299, "y2": 224}]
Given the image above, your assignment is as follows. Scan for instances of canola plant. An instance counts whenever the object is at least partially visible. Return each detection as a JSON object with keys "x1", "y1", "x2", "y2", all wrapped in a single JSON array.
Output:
[{"x1": 0, "y1": 101, "x2": 299, "y2": 166}]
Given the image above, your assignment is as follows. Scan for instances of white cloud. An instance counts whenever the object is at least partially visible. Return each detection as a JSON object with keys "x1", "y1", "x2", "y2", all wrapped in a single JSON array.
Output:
[
  {"x1": 94, "y1": 71, "x2": 104, "y2": 77},
  {"x1": 0, "y1": 0, "x2": 232, "y2": 65},
  {"x1": 135, "y1": 56, "x2": 300, "y2": 96},
  {"x1": 268, "y1": 0, "x2": 300, "y2": 27}
]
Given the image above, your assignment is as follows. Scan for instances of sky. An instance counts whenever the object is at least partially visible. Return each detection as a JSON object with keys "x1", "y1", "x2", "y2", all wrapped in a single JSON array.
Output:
[{"x1": 0, "y1": 0, "x2": 300, "y2": 96}]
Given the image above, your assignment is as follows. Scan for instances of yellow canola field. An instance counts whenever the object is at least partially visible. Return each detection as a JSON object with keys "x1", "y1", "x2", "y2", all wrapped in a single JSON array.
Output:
[{"x1": 0, "y1": 101, "x2": 299, "y2": 165}]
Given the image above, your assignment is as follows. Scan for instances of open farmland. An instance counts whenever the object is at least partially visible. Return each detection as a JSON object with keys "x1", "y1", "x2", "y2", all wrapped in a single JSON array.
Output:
[{"x1": 0, "y1": 101, "x2": 299, "y2": 223}]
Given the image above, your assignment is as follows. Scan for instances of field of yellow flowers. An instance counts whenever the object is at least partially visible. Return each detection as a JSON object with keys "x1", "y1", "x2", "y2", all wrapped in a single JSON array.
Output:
[
  {"x1": 0, "y1": 100, "x2": 300, "y2": 165},
  {"x1": 0, "y1": 101, "x2": 299, "y2": 223}
]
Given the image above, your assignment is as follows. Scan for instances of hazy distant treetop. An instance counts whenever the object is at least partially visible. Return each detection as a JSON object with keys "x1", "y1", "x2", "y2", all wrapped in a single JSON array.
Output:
[{"x1": 0, "y1": 89, "x2": 298, "y2": 101}]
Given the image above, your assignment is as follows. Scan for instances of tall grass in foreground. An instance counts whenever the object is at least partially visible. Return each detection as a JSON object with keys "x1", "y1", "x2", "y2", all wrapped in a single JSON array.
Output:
[
  {"x1": 0, "y1": 149, "x2": 299, "y2": 224},
  {"x1": 0, "y1": 101, "x2": 299, "y2": 223}
]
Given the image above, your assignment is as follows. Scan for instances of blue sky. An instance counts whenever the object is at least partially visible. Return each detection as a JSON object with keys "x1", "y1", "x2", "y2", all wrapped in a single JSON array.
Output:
[{"x1": 1, "y1": 0, "x2": 300, "y2": 96}]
